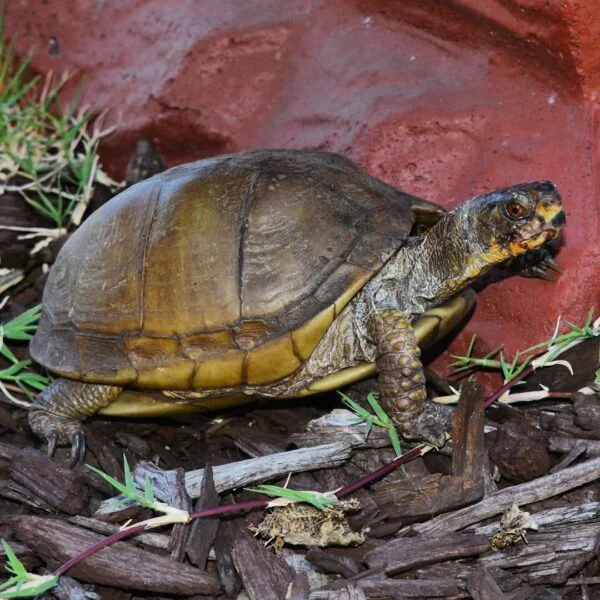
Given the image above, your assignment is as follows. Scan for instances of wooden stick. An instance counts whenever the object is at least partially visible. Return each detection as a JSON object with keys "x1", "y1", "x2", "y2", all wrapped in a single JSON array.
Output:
[
  {"x1": 97, "y1": 441, "x2": 356, "y2": 515},
  {"x1": 407, "y1": 456, "x2": 600, "y2": 537}
]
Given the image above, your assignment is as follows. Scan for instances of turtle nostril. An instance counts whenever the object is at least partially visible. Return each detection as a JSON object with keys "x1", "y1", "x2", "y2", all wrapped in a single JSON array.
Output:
[{"x1": 551, "y1": 210, "x2": 566, "y2": 228}]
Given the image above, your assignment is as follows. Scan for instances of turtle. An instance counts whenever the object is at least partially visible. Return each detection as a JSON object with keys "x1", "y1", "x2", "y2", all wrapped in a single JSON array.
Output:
[{"x1": 28, "y1": 150, "x2": 566, "y2": 463}]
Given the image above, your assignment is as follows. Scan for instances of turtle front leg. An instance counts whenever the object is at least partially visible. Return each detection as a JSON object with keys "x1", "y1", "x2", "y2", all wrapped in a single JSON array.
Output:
[
  {"x1": 509, "y1": 248, "x2": 562, "y2": 281},
  {"x1": 29, "y1": 379, "x2": 122, "y2": 464},
  {"x1": 368, "y1": 309, "x2": 448, "y2": 447}
]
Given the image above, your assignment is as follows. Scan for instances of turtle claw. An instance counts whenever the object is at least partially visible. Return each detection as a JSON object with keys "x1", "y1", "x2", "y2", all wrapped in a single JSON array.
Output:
[
  {"x1": 70, "y1": 432, "x2": 87, "y2": 468},
  {"x1": 543, "y1": 256, "x2": 563, "y2": 274},
  {"x1": 526, "y1": 266, "x2": 556, "y2": 282},
  {"x1": 29, "y1": 407, "x2": 86, "y2": 466},
  {"x1": 47, "y1": 432, "x2": 57, "y2": 459}
]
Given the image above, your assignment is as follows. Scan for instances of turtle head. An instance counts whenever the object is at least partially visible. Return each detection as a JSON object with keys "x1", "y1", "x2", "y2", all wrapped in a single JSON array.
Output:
[{"x1": 462, "y1": 180, "x2": 565, "y2": 264}]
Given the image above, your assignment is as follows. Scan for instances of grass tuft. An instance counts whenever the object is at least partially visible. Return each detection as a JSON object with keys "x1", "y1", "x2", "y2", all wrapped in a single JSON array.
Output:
[{"x1": 0, "y1": 13, "x2": 120, "y2": 239}]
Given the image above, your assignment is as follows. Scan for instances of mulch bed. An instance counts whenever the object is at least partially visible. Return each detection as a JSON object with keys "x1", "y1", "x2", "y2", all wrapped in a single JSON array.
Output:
[{"x1": 1, "y1": 166, "x2": 599, "y2": 600}]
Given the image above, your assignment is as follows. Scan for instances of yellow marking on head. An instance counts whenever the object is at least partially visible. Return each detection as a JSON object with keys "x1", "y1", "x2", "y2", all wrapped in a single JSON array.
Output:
[{"x1": 537, "y1": 203, "x2": 562, "y2": 225}]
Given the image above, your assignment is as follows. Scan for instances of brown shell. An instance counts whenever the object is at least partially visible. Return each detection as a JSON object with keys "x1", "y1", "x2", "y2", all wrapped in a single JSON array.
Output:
[{"x1": 30, "y1": 150, "x2": 418, "y2": 389}]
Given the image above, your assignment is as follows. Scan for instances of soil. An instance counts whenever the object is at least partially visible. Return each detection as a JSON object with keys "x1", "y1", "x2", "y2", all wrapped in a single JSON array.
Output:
[{"x1": 0, "y1": 157, "x2": 599, "y2": 599}]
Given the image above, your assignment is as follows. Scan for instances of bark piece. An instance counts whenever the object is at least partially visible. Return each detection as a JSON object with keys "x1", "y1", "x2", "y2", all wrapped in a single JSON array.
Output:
[
  {"x1": 548, "y1": 435, "x2": 600, "y2": 455},
  {"x1": 471, "y1": 501, "x2": 600, "y2": 535},
  {"x1": 186, "y1": 464, "x2": 220, "y2": 569},
  {"x1": 467, "y1": 566, "x2": 509, "y2": 599},
  {"x1": 231, "y1": 529, "x2": 295, "y2": 600},
  {"x1": 11, "y1": 447, "x2": 89, "y2": 514},
  {"x1": 480, "y1": 524, "x2": 600, "y2": 585},
  {"x1": 323, "y1": 577, "x2": 459, "y2": 597},
  {"x1": 289, "y1": 424, "x2": 390, "y2": 450},
  {"x1": 374, "y1": 381, "x2": 486, "y2": 519},
  {"x1": 489, "y1": 428, "x2": 551, "y2": 483},
  {"x1": 451, "y1": 380, "x2": 486, "y2": 481},
  {"x1": 84, "y1": 426, "x2": 125, "y2": 488},
  {"x1": 0, "y1": 477, "x2": 56, "y2": 512},
  {"x1": 0, "y1": 540, "x2": 41, "y2": 573},
  {"x1": 312, "y1": 584, "x2": 368, "y2": 600},
  {"x1": 16, "y1": 516, "x2": 220, "y2": 595},
  {"x1": 49, "y1": 572, "x2": 100, "y2": 600},
  {"x1": 69, "y1": 515, "x2": 170, "y2": 549},
  {"x1": 572, "y1": 385, "x2": 600, "y2": 431},
  {"x1": 305, "y1": 547, "x2": 364, "y2": 578},
  {"x1": 0, "y1": 440, "x2": 19, "y2": 461},
  {"x1": 288, "y1": 571, "x2": 310, "y2": 600},
  {"x1": 365, "y1": 532, "x2": 490, "y2": 573},
  {"x1": 409, "y1": 456, "x2": 600, "y2": 537},
  {"x1": 214, "y1": 515, "x2": 243, "y2": 598},
  {"x1": 163, "y1": 467, "x2": 193, "y2": 561}
]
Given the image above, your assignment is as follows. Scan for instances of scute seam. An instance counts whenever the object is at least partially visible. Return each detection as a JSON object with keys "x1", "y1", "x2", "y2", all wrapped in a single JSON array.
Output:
[
  {"x1": 237, "y1": 170, "x2": 260, "y2": 326},
  {"x1": 138, "y1": 183, "x2": 162, "y2": 332}
]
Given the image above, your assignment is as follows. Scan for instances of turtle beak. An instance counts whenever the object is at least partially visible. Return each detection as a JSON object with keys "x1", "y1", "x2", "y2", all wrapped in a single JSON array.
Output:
[
  {"x1": 540, "y1": 207, "x2": 566, "y2": 241},
  {"x1": 549, "y1": 209, "x2": 566, "y2": 230}
]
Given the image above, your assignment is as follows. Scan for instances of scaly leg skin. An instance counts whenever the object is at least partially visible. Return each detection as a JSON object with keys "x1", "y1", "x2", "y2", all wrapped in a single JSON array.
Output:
[
  {"x1": 368, "y1": 308, "x2": 448, "y2": 448},
  {"x1": 28, "y1": 379, "x2": 122, "y2": 465}
]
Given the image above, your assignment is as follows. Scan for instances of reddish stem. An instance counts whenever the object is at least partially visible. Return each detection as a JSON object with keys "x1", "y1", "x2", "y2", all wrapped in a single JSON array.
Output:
[
  {"x1": 336, "y1": 445, "x2": 424, "y2": 498},
  {"x1": 56, "y1": 522, "x2": 147, "y2": 575},
  {"x1": 484, "y1": 364, "x2": 534, "y2": 408},
  {"x1": 189, "y1": 498, "x2": 269, "y2": 519}
]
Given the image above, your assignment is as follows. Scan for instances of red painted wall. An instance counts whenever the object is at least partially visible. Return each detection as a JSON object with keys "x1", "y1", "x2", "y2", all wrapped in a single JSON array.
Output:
[{"x1": 7, "y1": 0, "x2": 599, "y2": 373}]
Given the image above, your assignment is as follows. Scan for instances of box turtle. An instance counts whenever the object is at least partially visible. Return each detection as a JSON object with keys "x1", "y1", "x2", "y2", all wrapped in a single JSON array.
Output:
[{"x1": 28, "y1": 150, "x2": 565, "y2": 463}]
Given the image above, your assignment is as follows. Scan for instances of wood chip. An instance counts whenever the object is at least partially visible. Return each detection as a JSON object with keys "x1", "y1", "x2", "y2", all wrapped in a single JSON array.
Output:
[
  {"x1": 407, "y1": 456, "x2": 600, "y2": 537},
  {"x1": 305, "y1": 548, "x2": 364, "y2": 579},
  {"x1": 186, "y1": 463, "x2": 220, "y2": 569},
  {"x1": 373, "y1": 381, "x2": 486, "y2": 519},
  {"x1": 164, "y1": 467, "x2": 193, "y2": 561},
  {"x1": 548, "y1": 435, "x2": 600, "y2": 456},
  {"x1": 470, "y1": 501, "x2": 600, "y2": 535},
  {"x1": 288, "y1": 571, "x2": 310, "y2": 600},
  {"x1": 214, "y1": 514, "x2": 243, "y2": 598},
  {"x1": 231, "y1": 529, "x2": 295, "y2": 600},
  {"x1": 467, "y1": 566, "x2": 508, "y2": 599},
  {"x1": 365, "y1": 532, "x2": 491, "y2": 573},
  {"x1": 16, "y1": 516, "x2": 221, "y2": 595},
  {"x1": 480, "y1": 523, "x2": 600, "y2": 585},
  {"x1": 321, "y1": 577, "x2": 459, "y2": 598},
  {"x1": 11, "y1": 448, "x2": 89, "y2": 515}
]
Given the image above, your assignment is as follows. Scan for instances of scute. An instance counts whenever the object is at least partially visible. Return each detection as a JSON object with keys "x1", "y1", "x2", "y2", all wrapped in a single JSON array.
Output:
[{"x1": 30, "y1": 150, "x2": 417, "y2": 388}]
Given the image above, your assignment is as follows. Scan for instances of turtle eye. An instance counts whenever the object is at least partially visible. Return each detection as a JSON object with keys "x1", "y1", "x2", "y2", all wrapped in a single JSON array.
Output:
[{"x1": 504, "y1": 201, "x2": 526, "y2": 220}]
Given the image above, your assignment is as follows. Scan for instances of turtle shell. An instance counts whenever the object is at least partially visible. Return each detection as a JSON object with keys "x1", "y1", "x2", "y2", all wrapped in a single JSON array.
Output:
[{"x1": 30, "y1": 150, "x2": 418, "y2": 390}]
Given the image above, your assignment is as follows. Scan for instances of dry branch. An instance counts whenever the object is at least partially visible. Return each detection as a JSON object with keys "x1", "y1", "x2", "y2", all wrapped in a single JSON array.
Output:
[
  {"x1": 407, "y1": 456, "x2": 600, "y2": 537},
  {"x1": 470, "y1": 501, "x2": 600, "y2": 535},
  {"x1": 130, "y1": 441, "x2": 354, "y2": 503},
  {"x1": 479, "y1": 524, "x2": 600, "y2": 585}
]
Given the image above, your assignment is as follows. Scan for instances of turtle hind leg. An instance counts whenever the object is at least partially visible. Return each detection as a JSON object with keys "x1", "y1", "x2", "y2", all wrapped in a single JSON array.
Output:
[
  {"x1": 29, "y1": 379, "x2": 122, "y2": 465},
  {"x1": 368, "y1": 309, "x2": 449, "y2": 447}
]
